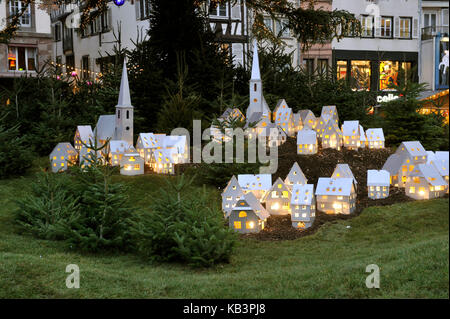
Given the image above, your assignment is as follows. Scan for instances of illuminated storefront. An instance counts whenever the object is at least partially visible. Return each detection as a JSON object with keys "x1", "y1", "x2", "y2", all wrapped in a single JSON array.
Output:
[{"x1": 333, "y1": 50, "x2": 418, "y2": 92}]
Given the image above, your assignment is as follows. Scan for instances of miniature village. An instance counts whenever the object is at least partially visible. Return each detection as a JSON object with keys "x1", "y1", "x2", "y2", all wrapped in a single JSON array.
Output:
[{"x1": 49, "y1": 41, "x2": 449, "y2": 235}]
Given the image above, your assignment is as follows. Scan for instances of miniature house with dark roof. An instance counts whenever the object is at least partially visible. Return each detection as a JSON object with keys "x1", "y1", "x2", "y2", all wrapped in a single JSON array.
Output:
[{"x1": 229, "y1": 192, "x2": 270, "y2": 234}]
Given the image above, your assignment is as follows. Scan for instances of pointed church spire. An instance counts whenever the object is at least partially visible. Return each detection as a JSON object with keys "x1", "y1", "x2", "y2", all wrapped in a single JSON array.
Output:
[
  {"x1": 117, "y1": 58, "x2": 133, "y2": 108},
  {"x1": 250, "y1": 39, "x2": 261, "y2": 80}
]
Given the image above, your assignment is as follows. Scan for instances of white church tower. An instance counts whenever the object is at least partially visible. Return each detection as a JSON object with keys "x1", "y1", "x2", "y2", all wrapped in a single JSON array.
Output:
[
  {"x1": 114, "y1": 59, "x2": 134, "y2": 146},
  {"x1": 246, "y1": 40, "x2": 270, "y2": 120}
]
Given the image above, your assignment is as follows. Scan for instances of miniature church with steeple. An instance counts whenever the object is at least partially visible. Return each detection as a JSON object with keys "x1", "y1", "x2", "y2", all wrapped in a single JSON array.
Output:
[{"x1": 114, "y1": 61, "x2": 134, "y2": 146}]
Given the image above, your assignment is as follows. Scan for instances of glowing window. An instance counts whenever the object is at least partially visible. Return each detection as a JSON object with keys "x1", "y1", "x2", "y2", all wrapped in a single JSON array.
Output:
[
  {"x1": 234, "y1": 221, "x2": 241, "y2": 229},
  {"x1": 239, "y1": 211, "x2": 247, "y2": 218}
]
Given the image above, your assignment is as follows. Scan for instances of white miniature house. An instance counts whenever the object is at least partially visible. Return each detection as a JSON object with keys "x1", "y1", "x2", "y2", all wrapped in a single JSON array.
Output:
[
  {"x1": 321, "y1": 105, "x2": 339, "y2": 125},
  {"x1": 114, "y1": 61, "x2": 134, "y2": 147},
  {"x1": 314, "y1": 115, "x2": 328, "y2": 139},
  {"x1": 94, "y1": 114, "x2": 115, "y2": 147},
  {"x1": 109, "y1": 140, "x2": 130, "y2": 166},
  {"x1": 229, "y1": 192, "x2": 270, "y2": 234},
  {"x1": 74, "y1": 125, "x2": 94, "y2": 152},
  {"x1": 341, "y1": 120, "x2": 361, "y2": 149},
  {"x1": 49, "y1": 142, "x2": 78, "y2": 173},
  {"x1": 79, "y1": 146, "x2": 102, "y2": 169},
  {"x1": 297, "y1": 129, "x2": 318, "y2": 155},
  {"x1": 431, "y1": 151, "x2": 449, "y2": 191},
  {"x1": 120, "y1": 152, "x2": 144, "y2": 176},
  {"x1": 405, "y1": 164, "x2": 448, "y2": 200},
  {"x1": 238, "y1": 174, "x2": 272, "y2": 202},
  {"x1": 299, "y1": 110, "x2": 316, "y2": 130},
  {"x1": 222, "y1": 175, "x2": 245, "y2": 217},
  {"x1": 331, "y1": 163, "x2": 358, "y2": 190},
  {"x1": 359, "y1": 125, "x2": 367, "y2": 148},
  {"x1": 321, "y1": 122, "x2": 343, "y2": 150},
  {"x1": 274, "y1": 99, "x2": 295, "y2": 137},
  {"x1": 136, "y1": 133, "x2": 166, "y2": 164},
  {"x1": 382, "y1": 153, "x2": 404, "y2": 187},
  {"x1": 263, "y1": 177, "x2": 292, "y2": 215},
  {"x1": 151, "y1": 149, "x2": 175, "y2": 174},
  {"x1": 293, "y1": 112, "x2": 303, "y2": 132},
  {"x1": 367, "y1": 170, "x2": 390, "y2": 199},
  {"x1": 365, "y1": 128, "x2": 385, "y2": 149},
  {"x1": 315, "y1": 178, "x2": 356, "y2": 215},
  {"x1": 290, "y1": 184, "x2": 316, "y2": 229},
  {"x1": 394, "y1": 141, "x2": 428, "y2": 187},
  {"x1": 285, "y1": 162, "x2": 308, "y2": 188}
]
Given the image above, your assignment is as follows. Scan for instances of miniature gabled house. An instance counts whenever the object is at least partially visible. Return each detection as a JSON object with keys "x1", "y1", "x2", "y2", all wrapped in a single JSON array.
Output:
[
  {"x1": 74, "y1": 125, "x2": 94, "y2": 152},
  {"x1": 79, "y1": 145, "x2": 102, "y2": 169},
  {"x1": 394, "y1": 141, "x2": 428, "y2": 186},
  {"x1": 321, "y1": 105, "x2": 339, "y2": 125},
  {"x1": 321, "y1": 122, "x2": 343, "y2": 150},
  {"x1": 291, "y1": 184, "x2": 316, "y2": 229},
  {"x1": 164, "y1": 135, "x2": 189, "y2": 164},
  {"x1": 299, "y1": 110, "x2": 316, "y2": 130},
  {"x1": 238, "y1": 174, "x2": 272, "y2": 202},
  {"x1": 274, "y1": 99, "x2": 295, "y2": 137},
  {"x1": 405, "y1": 164, "x2": 448, "y2": 200},
  {"x1": 382, "y1": 153, "x2": 404, "y2": 187},
  {"x1": 293, "y1": 113, "x2": 303, "y2": 132},
  {"x1": 366, "y1": 128, "x2": 385, "y2": 149},
  {"x1": 315, "y1": 177, "x2": 356, "y2": 215},
  {"x1": 331, "y1": 163, "x2": 358, "y2": 190},
  {"x1": 297, "y1": 129, "x2": 318, "y2": 154},
  {"x1": 109, "y1": 140, "x2": 130, "y2": 166},
  {"x1": 136, "y1": 133, "x2": 166, "y2": 164},
  {"x1": 151, "y1": 149, "x2": 175, "y2": 174},
  {"x1": 430, "y1": 153, "x2": 449, "y2": 193},
  {"x1": 49, "y1": 142, "x2": 78, "y2": 173},
  {"x1": 229, "y1": 192, "x2": 270, "y2": 234},
  {"x1": 259, "y1": 123, "x2": 287, "y2": 147},
  {"x1": 285, "y1": 162, "x2": 308, "y2": 188},
  {"x1": 367, "y1": 170, "x2": 390, "y2": 199},
  {"x1": 222, "y1": 175, "x2": 245, "y2": 217},
  {"x1": 314, "y1": 115, "x2": 328, "y2": 139},
  {"x1": 263, "y1": 177, "x2": 292, "y2": 215},
  {"x1": 341, "y1": 120, "x2": 361, "y2": 149},
  {"x1": 94, "y1": 115, "x2": 115, "y2": 146},
  {"x1": 120, "y1": 151, "x2": 144, "y2": 176},
  {"x1": 359, "y1": 125, "x2": 367, "y2": 148}
]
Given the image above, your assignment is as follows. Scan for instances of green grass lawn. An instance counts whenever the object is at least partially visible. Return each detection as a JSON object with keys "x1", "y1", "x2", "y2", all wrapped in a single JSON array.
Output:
[{"x1": 0, "y1": 172, "x2": 448, "y2": 298}]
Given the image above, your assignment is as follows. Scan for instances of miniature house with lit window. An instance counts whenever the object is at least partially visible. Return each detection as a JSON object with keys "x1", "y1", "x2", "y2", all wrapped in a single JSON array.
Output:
[
  {"x1": 321, "y1": 105, "x2": 339, "y2": 125},
  {"x1": 405, "y1": 164, "x2": 448, "y2": 200},
  {"x1": 331, "y1": 163, "x2": 358, "y2": 190},
  {"x1": 163, "y1": 135, "x2": 189, "y2": 164},
  {"x1": 315, "y1": 177, "x2": 356, "y2": 215},
  {"x1": 382, "y1": 153, "x2": 404, "y2": 187},
  {"x1": 274, "y1": 99, "x2": 295, "y2": 137},
  {"x1": 79, "y1": 146, "x2": 102, "y2": 169},
  {"x1": 151, "y1": 149, "x2": 175, "y2": 174},
  {"x1": 120, "y1": 151, "x2": 144, "y2": 176},
  {"x1": 394, "y1": 141, "x2": 428, "y2": 187},
  {"x1": 293, "y1": 112, "x2": 303, "y2": 132},
  {"x1": 222, "y1": 175, "x2": 245, "y2": 217},
  {"x1": 297, "y1": 129, "x2": 318, "y2": 155},
  {"x1": 94, "y1": 115, "x2": 115, "y2": 147},
  {"x1": 366, "y1": 128, "x2": 385, "y2": 149},
  {"x1": 136, "y1": 133, "x2": 166, "y2": 164},
  {"x1": 229, "y1": 192, "x2": 270, "y2": 234},
  {"x1": 314, "y1": 115, "x2": 328, "y2": 139},
  {"x1": 238, "y1": 174, "x2": 272, "y2": 202},
  {"x1": 263, "y1": 177, "x2": 292, "y2": 215},
  {"x1": 299, "y1": 110, "x2": 317, "y2": 130},
  {"x1": 321, "y1": 122, "x2": 343, "y2": 150},
  {"x1": 109, "y1": 140, "x2": 130, "y2": 166},
  {"x1": 49, "y1": 142, "x2": 78, "y2": 173},
  {"x1": 74, "y1": 125, "x2": 94, "y2": 152},
  {"x1": 342, "y1": 120, "x2": 361, "y2": 149},
  {"x1": 431, "y1": 151, "x2": 449, "y2": 192},
  {"x1": 367, "y1": 170, "x2": 390, "y2": 199},
  {"x1": 285, "y1": 162, "x2": 308, "y2": 188},
  {"x1": 359, "y1": 125, "x2": 367, "y2": 148},
  {"x1": 290, "y1": 184, "x2": 316, "y2": 229},
  {"x1": 246, "y1": 40, "x2": 271, "y2": 121},
  {"x1": 259, "y1": 124, "x2": 287, "y2": 147}
]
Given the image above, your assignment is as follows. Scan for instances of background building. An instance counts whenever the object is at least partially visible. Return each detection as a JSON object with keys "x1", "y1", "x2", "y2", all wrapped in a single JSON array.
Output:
[
  {"x1": 332, "y1": 0, "x2": 420, "y2": 94},
  {"x1": 0, "y1": 0, "x2": 52, "y2": 82}
]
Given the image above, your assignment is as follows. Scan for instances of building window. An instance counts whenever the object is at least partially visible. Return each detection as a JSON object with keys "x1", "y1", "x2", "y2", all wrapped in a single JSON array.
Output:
[
  {"x1": 9, "y1": 1, "x2": 31, "y2": 27},
  {"x1": 318, "y1": 59, "x2": 328, "y2": 75},
  {"x1": 263, "y1": 17, "x2": 273, "y2": 32},
  {"x1": 361, "y1": 15, "x2": 373, "y2": 37},
  {"x1": 209, "y1": 1, "x2": 227, "y2": 17},
  {"x1": 8, "y1": 46, "x2": 36, "y2": 71},
  {"x1": 140, "y1": 0, "x2": 151, "y2": 20},
  {"x1": 81, "y1": 55, "x2": 89, "y2": 79},
  {"x1": 443, "y1": 9, "x2": 449, "y2": 27},
  {"x1": 65, "y1": 54, "x2": 75, "y2": 76},
  {"x1": 350, "y1": 61, "x2": 371, "y2": 91},
  {"x1": 424, "y1": 13, "x2": 436, "y2": 28},
  {"x1": 380, "y1": 17, "x2": 392, "y2": 38},
  {"x1": 275, "y1": 18, "x2": 290, "y2": 37},
  {"x1": 337, "y1": 60, "x2": 347, "y2": 81},
  {"x1": 399, "y1": 17, "x2": 411, "y2": 38},
  {"x1": 101, "y1": 9, "x2": 110, "y2": 32},
  {"x1": 379, "y1": 61, "x2": 412, "y2": 91},
  {"x1": 54, "y1": 23, "x2": 61, "y2": 42},
  {"x1": 304, "y1": 59, "x2": 314, "y2": 75}
]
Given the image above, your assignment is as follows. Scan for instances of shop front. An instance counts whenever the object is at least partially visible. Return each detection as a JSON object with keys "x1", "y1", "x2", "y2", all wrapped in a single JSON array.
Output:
[{"x1": 333, "y1": 50, "x2": 418, "y2": 93}]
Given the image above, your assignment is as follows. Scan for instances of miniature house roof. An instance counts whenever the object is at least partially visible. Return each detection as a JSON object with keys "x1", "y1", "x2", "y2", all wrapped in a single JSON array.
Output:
[
  {"x1": 263, "y1": 177, "x2": 291, "y2": 201},
  {"x1": 396, "y1": 141, "x2": 427, "y2": 158},
  {"x1": 426, "y1": 151, "x2": 436, "y2": 164},
  {"x1": 50, "y1": 142, "x2": 77, "y2": 157},
  {"x1": 285, "y1": 162, "x2": 308, "y2": 185},
  {"x1": 321, "y1": 105, "x2": 338, "y2": 122},
  {"x1": 238, "y1": 174, "x2": 272, "y2": 190},
  {"x1": 219, "y1": 108, "x2": 233, "y2": 120},
  {"x1": 366, "y1": 128, "x2": 385, "y2": 142},
  {"x1": 164, "y1": 135, "x2": 188, "y2": 154},
  {"x1": 152, "y1": 149, "x2": 175, "y2": 164},
  {"x1": 123, "y1": 152, "x2": 142, "y2": 158},
  {"x1": 138, "y1": 133, "x2": 166, "y2": 149},
  {"x1": 435, "y1": 151, "x2": 449, "y2": 162},
  {"x1": 323, "y1": 122, "x2": 343, "y2": 137},
  {"x1": 251, "y1": 39, "x2": 261, "y2": 80},
  {"x1": 315, "y1": 177, "x2": 354, "y2": 196},
  {"x1": 382, "y1": 154, "x2": 403, "y2": 175},
  {"x1": 116, "y1": 59, "x2": 133, "y2": 109},
  {"x1": 411, "y1": 164, "x2": 447, "y2": 186},
  {"x1": 76, "y1": 125, "x2": 94, "y2": 142},
  {"x1": 234, "y1": 192, "x2": 270, "y2": 220},
  {"x1": 342, "y1": 121, "x2": 360, "y2": 136},
  {"x1": 431, "y1": 159, "x2": 449, "y2": 177},
  {"x1": 299, "y1": 110, "x2": 316, "y2": 123},
  {"x1": 332, "y1": 164, "x2": 357, "y2": 186},
  {"x1": 291, "y1": 184, "x2": 314, "y2": 206},
  {"x1": 293, "y1": 113, "x2": 302, "y2": 126},
  {"x1": 275, "y1": 105, "x2": 293, "y2": 125},
  {"x1": 297, "y1": 129, "x2": 317, "y2": 145},
  {"x1": 359, "y1": 125, "x2": 366, "y2": 142},
  {"x1": 109, "y1": 140, "x2": 130, "y2": 153},
  {"x1": 367, "y1": 170, "x2": 390, "y2": 186},
  {"x1": 94, "y1": 115, "x2": 115, "y2": 142},
  {"x1": 223, "y1": 175, "x2": 243, "y2": 194},
  {"x1": 245, "y1": 112, "x2": 264, "y2": 128}
]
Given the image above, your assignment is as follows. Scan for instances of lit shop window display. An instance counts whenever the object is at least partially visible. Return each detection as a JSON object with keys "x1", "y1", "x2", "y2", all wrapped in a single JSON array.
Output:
[
  {"x1": 350, "y1": 61, "x2": 371, "y2": 91},
  {"x1": 379, "y1": 61, "x2": 412, "y2": 91}
]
